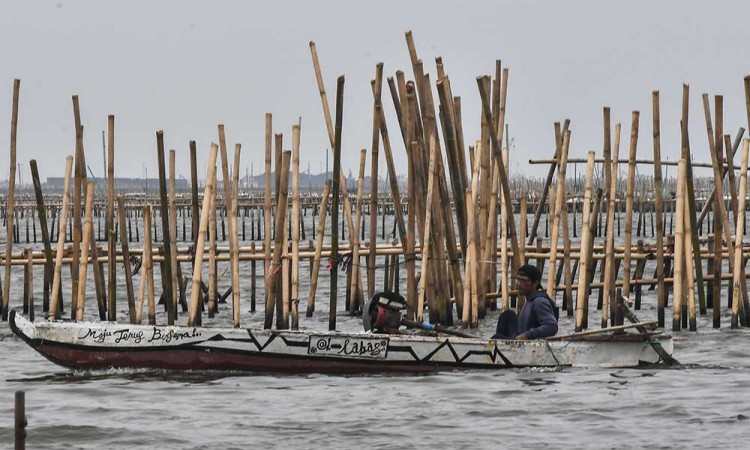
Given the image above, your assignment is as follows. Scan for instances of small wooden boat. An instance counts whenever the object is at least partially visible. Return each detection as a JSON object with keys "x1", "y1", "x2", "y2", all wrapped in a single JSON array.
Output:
[{"x1": 9, "y1": 310, "x2": 674, "y2": 374}]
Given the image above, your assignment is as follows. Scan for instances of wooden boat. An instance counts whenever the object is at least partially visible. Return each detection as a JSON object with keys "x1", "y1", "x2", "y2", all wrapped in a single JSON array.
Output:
[{"x1": 8, "y1": 310, "x2": 674, "y2": 374}]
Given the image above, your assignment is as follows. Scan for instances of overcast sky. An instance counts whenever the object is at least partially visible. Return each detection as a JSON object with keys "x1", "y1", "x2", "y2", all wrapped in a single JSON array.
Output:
[{"x1": 1, "y1": 0, "x2": 749, "y2": 184}]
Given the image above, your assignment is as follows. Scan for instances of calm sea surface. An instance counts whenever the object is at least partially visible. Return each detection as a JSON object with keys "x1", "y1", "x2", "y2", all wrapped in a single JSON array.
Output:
[{"x1": 2, "y1": 211, "x2": 750, "y2": 449}]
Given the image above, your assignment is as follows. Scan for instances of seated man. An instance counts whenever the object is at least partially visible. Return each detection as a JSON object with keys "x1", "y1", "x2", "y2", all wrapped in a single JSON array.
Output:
[{"x1": 492, "y1": 264, "x2": 558, "y2": 340}]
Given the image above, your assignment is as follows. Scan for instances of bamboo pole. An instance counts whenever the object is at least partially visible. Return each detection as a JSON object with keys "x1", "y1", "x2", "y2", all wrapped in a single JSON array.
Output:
[
  {"x1": 116, "y1": 196, "x2": 136, "y2": 323},
  {"x1": 349, "y1": 149, "x2": 367, "y2": 315},
  {"x1": 575, "y1": 152, "x2": 595, "y2": 331},
  {"x1": 190, "y1": 140, "x2": 200, "y2": 247},
  {"x1": 264, "y1": 114, "x2": 273, "y2": 316},
  {"x1": 520, "y1": 196, "x2": 527, "y2": 267},
  {"x1": 208, "y1": 178, "x2": 217, "y2": 319},
  {"x1": 417, "y1": 134, "x2": 439, "y2": 322},
  {"x1": 25, "y1": 248, "x2": 33, "y2": 321},
  {"x1": 652, "y1": 92, "x2": 667, "y2": 328},
  {"x1": 501, "y1": 148, "x2": 510, "y2": 310},
  {"x1": 71, "y1": 96, "x2": 84, "y2": 318},
  {"x1": 462, "y1": 189, "x2": 477, "y2": 328},
  {"x1": 291, "y1": 126, "x2": 302, "y2": 328},
  {"x1": 3, "y1": 79, "x2": 19, "y2": 320},
  {"x1": 328, "y1": 76, "x2": 345, "y2": 331},
  {"x1": 168, "y1": 150, "x2": 180, "y2": 318},
  {"x1": 135, "y1": 207, "x2": 147, "y2": 324},
  {"x1": 155, "y1": 131, "x2": 175, "y2": 325},
  {"x1": 731, "y1": 140, "x2": 749, "y2": 328},
  {"x1": 188, "y1": 143, "x2": 219, "y2": 326},
  {"x1": 29, "y1": 160, "x2": 54, "y2": 314},
  {"x1": 232, "y1": 142, "x2": 242, "y2": 325},
  {"x1": 281, "y1": 212, "x2": 290, "y2": 327},
  {"x1": 107, "y1": 115, "x2": 117, "y2": 322},
  {"x1": 673, "y1": 159, "x2": 686, "y2": 331},
  {"x1": 305, "y1": 180, "x2": 331, "y2": 317},
  {"x1": 622, "y1": 112, "x2": 640, "y2": 299},
  {"x1": 712, "y1": 183, "x2": 722, "y2": 328},
  {"x1": 49, "y1": 156, "x2": 73, "y2": 320},
  {"x1": 680, "y1": 85, "x2": 707, "y2": 320},
  {"x1": 547, "y1": 130, "x2": 570, "y2": 298},
  {"x1": 683, "y1": 184, "x2": 697, "y2": 331},
  {"x1": 75, "y1": 182, "x2": 95, "y2": 321},
  {"x1": 368, "y1": 72, "x2": 381, "y2": 300},
  {"x1": 266, "y1": 151, "x2": 291, "y2": 329},
  {"x1": 697, "y1": 128, "x2": 744, "y2": 227},
  {"x1": 476, "y1": 76, "x2": 522, "y2": 307},
  {"x1": 143, "y1": 205, "x2": 156, "y2": 325},
  {"x1": 218, "y1": 126, "x2": 241, "y2": 327},
  {"x1": 406, "y1": 142, "x2": 417, "y2": 319},
  {"x1": 309, "y1": 43, "x2": 362, "y2": 292}
]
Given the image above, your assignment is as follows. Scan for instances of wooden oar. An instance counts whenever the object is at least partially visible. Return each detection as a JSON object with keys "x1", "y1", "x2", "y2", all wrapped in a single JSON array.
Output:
[
  {"x1": 401, "y1": 319, "x2": 476, "y2": 338},
  {"x1": 617, "y1": 292, "x2": 680, "y2": 366},
  {"x1": 548, "y1": 321, "x2": 658, "y2": 341}
]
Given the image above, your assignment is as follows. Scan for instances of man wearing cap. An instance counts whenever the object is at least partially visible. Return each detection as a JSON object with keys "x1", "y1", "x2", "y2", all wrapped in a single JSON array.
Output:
[{"x1": 492, "y1": 264, "x2": 558, "y2": 340}]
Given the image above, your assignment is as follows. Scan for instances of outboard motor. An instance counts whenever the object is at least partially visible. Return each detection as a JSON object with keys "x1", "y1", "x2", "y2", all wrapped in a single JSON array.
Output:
[{"x1": 362, "y1": 292, "x2": 408, "y2": 333}]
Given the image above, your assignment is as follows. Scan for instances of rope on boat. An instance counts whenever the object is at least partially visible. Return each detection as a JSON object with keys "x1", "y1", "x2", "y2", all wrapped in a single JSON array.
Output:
[{"x1": 544, "y1": 340, "x2": 563, "y2": 367}]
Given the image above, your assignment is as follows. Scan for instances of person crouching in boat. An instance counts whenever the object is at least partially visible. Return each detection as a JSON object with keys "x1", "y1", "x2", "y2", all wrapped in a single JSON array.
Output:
[
  {"x1": 363, "y1": 292, "x2": 408, "y2": 334},
  {"x1": 492, "y1": 264, "x2": 558, "y2": 340}
]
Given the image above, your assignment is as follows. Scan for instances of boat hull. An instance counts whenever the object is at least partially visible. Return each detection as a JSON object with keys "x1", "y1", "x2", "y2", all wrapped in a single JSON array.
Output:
[{"x1": 8, "y1": 310, "x2": 673, "y2": 374}]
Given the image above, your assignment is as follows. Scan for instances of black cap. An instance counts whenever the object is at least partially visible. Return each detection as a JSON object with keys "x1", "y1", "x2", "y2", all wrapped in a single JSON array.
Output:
[{"x1": 516, "y1": 264, "x2": 542, "y2": 283}]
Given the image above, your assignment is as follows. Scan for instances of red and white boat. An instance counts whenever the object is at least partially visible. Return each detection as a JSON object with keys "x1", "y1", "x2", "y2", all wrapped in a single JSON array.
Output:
[{"x1": 9, "y1": 310, "x2": 674, "y2": 374}]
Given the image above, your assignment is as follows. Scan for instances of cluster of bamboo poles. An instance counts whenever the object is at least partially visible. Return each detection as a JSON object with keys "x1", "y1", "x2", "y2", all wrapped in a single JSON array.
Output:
[{"x1": 4, "y1": 32, "x2": 750, "y2": 333}]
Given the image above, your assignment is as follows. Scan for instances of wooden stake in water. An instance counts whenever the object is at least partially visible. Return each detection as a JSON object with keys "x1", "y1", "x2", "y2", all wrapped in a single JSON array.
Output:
[
  {"x1": 291, "y1": 125, "x2": 302, "y2": 329},
  {"x1": 731, "y1": 140, "x2": 749, "y2": 328},
  {"x1": 141, "y1": 205, "x2": 156, "y2": 325},
  {"x1": 71, "y1": 96, "x2": 85, "y2": 319},
  {"x1": 673, "y1": 159, "x2": 687, "y2": 332},
  {"x1": 232, "y1": 144, "x2": 241, "y2": 326},
  {"x1": 547, "y1": 130, "x2": 570, "y2": 298},
  {"x1": 156, "y1": 131, "x2": 175, "y2": 325},
  {"x1": 218, "y1": 125, "x2": 239, "y2": 326},
  {"x1": 75, "y1": 182, "x2": 95, "y2": 321},
  {"x1": 49, "y1": 156, "x2": 73, "y2": 320},
  {"x1": 328, "y1": 76, "x2": 345, "y2": 331},
  {"x1": 652, "y1": 92, "x2": 666, "y2": 328},
  {"x1": 265, "y1": 151, "x2": 291, "y2": 329},
  {"x1": 117, "y1": 196, "x2": 137, "y2": 323},
  {"x1": 501, "y1": 148, "x2": 511, "y2": 310},
  {"x1": 309, "y1": 42, "x2": 363, "y2": 296},
  {"x1": 3, "y1": 79, "x2": 20, "y2": 321},
  {"x1": 682, "y1": 183, "x2": 697, "y2": 331},
  {"x1": 25, "y1": 248, "x2": 34, "y2": 321},
  {"x1": 168, "y1": 150, "x2": 180, "y2": 318},
  {"x1": 107, "y1": 115, "x2": 117, "y2": 322},
  {"x1": 263, "y1": 114, "x2": 273, "y2": 320},
  {"x1": 418, "y1": 134, "x2": 439, "y2": 323},
  {"x1": 188, "y1": 143, "x2": 219, "y2": 326},
  {"x1": 575, "y1": 152, "x2": 595, "y2": 332},
  {"x1": 305, "y1": 180, "x2": 331, "y2": 317},
  {"x1": 208, "y1": 178, "x2": 217, "y2": 318},
  {"x1": 349, "y1": 149, "x2": 367, "y2": 315},
  {"x1": 29, "y1": 160, "x2": 54, "y2": 313},
  {"x1": 622, "y1": 112, "x2": 640, "y2": 299},
  {"x1": 190, "y1": 140, "x2": 200, "y2": 246},
  {"x1": 462, "y1": 188, "x2": 478, "y2": 328},
  {"x1": 15, "y1": 390, "x2": 25, "y2": 450}
]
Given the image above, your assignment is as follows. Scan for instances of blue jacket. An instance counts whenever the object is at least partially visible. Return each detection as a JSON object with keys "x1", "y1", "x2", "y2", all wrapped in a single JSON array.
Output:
[{"x1": 517, "y1": 290, "x2": 558, "y2": 339}]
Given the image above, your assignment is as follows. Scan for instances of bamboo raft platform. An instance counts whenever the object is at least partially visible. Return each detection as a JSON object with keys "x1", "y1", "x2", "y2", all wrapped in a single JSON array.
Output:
[{"x1": 2, "y1": 31, "x2": 750, "y2": 337}]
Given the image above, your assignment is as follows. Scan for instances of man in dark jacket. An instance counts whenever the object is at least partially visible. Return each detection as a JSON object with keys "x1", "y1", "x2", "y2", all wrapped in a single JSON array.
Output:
[{"x1": 492, "y1": 264, "x2": 558, "y2": 340}]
